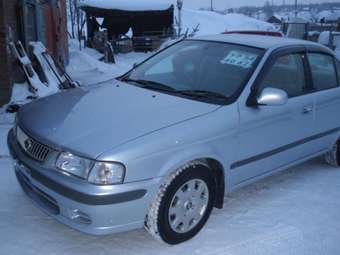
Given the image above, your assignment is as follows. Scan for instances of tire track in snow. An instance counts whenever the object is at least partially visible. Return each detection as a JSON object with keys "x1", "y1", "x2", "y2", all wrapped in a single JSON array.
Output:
[
  {"x1": 0, "y1": 124, "x2": 11, "y2": 157},
  {"x1": 195, "y1": 225, "x2": 305, "y2": 255}
]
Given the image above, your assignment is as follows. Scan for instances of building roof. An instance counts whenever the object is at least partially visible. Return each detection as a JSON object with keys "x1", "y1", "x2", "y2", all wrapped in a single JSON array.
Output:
[
  {"x1": 192, "y1": 34, "x2": 330, "y2": 51},
  {"x1": 318, "y1": 10, "x2": 340, "y2": 22},
  {"x1": 267, "y1": 15, "x2": 282, "y2": 24},
  {"x1": 78, "y1": 0, "x2": 174, "y2": 11},
  {"x1": 289, "y1": 17, "x2": 309, "y2": 23}
]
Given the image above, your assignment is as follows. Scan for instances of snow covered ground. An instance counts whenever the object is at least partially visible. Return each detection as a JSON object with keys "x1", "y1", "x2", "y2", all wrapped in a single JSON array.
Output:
[{"x1": 67, "y1": 40, "x2": 153, "y2": 86}]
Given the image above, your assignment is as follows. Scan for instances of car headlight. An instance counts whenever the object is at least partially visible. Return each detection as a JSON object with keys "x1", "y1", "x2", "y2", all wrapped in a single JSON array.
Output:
[
  {"x1": 56, "y1": 152, "x2": 125, "y2": 185},
  {"x1": 56, "y1": 152, "x2": 93, "y2": 179},
  {"x1": 88, "y1": 162, "x2": 125, "y2": 185}
]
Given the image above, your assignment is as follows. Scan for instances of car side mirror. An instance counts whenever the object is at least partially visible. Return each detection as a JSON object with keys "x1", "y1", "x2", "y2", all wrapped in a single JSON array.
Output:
[{"x1": 257, "y1": 87, "x2": 288, "y2": 106}]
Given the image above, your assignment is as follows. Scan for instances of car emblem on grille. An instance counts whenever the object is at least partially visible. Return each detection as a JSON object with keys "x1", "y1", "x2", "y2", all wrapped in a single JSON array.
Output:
[
  {"x1": 24, "y1": 139, "x2": 33, "y2": 151},
  {"x1": 17, "y1": 127, "x2": 51, "y2": 162}
]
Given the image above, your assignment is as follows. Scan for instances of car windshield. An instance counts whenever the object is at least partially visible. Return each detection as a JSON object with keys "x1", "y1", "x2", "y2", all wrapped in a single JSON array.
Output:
[{"x1": 122, "y1": 40, "x2": 263, "y2": 104}]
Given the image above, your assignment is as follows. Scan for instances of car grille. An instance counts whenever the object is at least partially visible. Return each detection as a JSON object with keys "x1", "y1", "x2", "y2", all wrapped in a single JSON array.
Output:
[{"x1": 16, "y1": 126, "x2": 51, "y2": 162}]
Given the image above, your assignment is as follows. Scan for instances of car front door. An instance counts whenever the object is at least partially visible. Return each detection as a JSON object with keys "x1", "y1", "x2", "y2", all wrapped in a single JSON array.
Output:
[
  {"x1": 306, "y1": 51, "x2": 340, "y2": 150},
  {"x1": 231, "y1": 48, "x2": 316, "y2": 187}
]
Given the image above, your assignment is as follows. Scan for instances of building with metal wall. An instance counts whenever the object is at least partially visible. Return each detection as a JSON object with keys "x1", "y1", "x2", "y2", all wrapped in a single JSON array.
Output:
[{"x1": 0, "y1": 0, "x2": 68, "y2": 107}]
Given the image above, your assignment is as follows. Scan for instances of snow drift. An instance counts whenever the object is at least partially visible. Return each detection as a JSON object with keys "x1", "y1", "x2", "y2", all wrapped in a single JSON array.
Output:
[{"x1": 181, "y1": 9, "x2": 275, "y2": 36}]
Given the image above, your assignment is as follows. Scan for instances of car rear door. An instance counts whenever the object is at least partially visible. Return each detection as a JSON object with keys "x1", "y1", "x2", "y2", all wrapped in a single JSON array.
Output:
[
  {"x1": 306, "y1": 51, "x2": 340, "y2": 150},
  {"x1": 231, "y1": 48, "x2": 316, "y2": 187}
]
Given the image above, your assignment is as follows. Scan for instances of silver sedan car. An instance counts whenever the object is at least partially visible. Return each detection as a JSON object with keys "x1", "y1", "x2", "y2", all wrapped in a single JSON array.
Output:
[{"x1": 8, "y1": 34, "x2": 340, "y2": 244}]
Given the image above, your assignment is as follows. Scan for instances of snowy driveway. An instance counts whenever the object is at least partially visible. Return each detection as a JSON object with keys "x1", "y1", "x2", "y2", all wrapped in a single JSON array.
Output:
[{"x1": 1, "y1": 119, "x2": 340, "y2": 255}]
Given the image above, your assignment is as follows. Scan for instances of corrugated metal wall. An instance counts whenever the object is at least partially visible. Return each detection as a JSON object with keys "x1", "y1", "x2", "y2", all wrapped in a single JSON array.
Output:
[
  {"x1": 0, "y1": 0, "x2": 20, "y2": 106},
  {"x1": 0, "y1": 0, "x2": 69, "y2": 107}
]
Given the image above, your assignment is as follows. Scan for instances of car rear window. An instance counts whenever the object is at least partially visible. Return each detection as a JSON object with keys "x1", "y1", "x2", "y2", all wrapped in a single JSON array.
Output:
[{"x1": 308, "y1": 53, "x2": 338, "y2": 91}]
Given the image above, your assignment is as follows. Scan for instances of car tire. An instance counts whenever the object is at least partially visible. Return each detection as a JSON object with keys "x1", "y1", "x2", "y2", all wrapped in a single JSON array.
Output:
[
  {"x1": 325, "y1": 140, "x2": 340, "y2": 167},
  {"x1": 145, "y1": 160, "x2": 216, "y2": 245}
]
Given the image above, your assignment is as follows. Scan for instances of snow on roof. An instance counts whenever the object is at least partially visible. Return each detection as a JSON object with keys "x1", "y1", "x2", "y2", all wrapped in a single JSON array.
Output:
[
  {"x1": 297, "y1": 11, "x2": 313, "y2": 21},
  {"x1": 289, "y1": 16, "x2": 308, "y2": 23},
  {"x1": 181, "y1": 10, "x2": 275, "y2": 37},
  {"x1": 78, "y1": 0, "x2": 174, "y2": 11},
  {"x1": 318, "y1": 10, "x2": 340, "y2": 22},
  {"x1": 273, "y1": 14, "x2": 283, "y2": 20}
]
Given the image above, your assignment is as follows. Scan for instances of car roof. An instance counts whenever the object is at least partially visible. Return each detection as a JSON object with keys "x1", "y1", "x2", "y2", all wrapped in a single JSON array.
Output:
[{"x1": 191, "y1": 34, "x2": 332, "y2": 53}]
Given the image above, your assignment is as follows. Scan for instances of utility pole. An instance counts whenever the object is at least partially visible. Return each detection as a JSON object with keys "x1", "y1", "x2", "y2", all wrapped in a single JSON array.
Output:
[
  {"x1": 211, "y1": 0, "x2": 213, "y2": 11},
  {"x1": 271, "y1": 0, "x2": 274, "y2": 14},
  {"x1": 295, "y1": 0, "x2": 298, "y2": 17}
]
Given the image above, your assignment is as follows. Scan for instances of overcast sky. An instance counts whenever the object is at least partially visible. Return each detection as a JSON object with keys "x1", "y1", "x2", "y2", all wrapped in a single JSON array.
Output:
[{"x1": 183, "y1": 0, "x2": 335, "y2": 9}]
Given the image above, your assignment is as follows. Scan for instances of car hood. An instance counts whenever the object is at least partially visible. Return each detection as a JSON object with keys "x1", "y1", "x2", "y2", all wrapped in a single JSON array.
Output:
[{"x1": 18, "y1": 81, "x2": 219, "y2": 158}]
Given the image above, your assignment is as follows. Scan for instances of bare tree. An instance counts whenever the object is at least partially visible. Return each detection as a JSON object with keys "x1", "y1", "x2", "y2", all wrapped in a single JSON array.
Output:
[
  {"x1": 67, "y1": 0, "x2": 86, "y2": 50},
  {"x1": 67, "y1": 0, "x2": 76, "y2": 38}
]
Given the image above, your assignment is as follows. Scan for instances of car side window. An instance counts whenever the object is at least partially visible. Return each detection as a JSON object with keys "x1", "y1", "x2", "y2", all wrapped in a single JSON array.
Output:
[
  {"x1": 308, "y1": 53, "x2": 338, "y2": 91},
  {"x1": 258, "y1": 54, "x2": 306, "y2": 98}
]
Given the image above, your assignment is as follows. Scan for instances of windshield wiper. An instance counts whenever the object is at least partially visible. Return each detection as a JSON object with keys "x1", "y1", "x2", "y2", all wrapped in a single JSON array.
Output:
[
  {"x1": 178, "y1": 90, "x2": 229, "y2": 101},
  {"x1": 121, "y1": 78, "x2": 177, "y2": 92},
  {"x1": 121, "y1": 78, "x2": 229, "y2": 102}
]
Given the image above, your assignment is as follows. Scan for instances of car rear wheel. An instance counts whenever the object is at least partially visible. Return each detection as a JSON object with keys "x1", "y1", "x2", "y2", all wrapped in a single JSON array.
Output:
[
  {"x1": 325, "y1": 140, "x2": 340, "y2": 167},
  {"x1": 145, "y1": 161, "x2": 215, "y2": 245}
]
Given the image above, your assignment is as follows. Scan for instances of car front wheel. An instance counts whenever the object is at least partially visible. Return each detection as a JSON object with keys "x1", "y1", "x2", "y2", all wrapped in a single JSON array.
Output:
[
  {"x1": 145, "y1": 161, "x2": 215, "y2": 245},
  {"x1": 325, "y1": 140, "x2": 340, "y2": 167}
]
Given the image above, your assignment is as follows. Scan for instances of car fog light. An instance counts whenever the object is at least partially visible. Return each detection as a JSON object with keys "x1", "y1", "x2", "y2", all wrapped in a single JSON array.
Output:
[{"x1": 70, "y1": 209, "x2": 92, "y2": 225}]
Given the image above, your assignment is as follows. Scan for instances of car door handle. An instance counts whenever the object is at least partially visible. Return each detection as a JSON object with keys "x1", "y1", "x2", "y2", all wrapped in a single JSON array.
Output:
[{"x1": 302, "y1": 106, "x2": 313, "y2": 114}]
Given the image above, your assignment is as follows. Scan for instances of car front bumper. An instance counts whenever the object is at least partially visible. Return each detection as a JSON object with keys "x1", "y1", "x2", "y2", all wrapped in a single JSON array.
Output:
[{"x1": 7, "y1": 129, "x2": 161, "y2": 235}]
